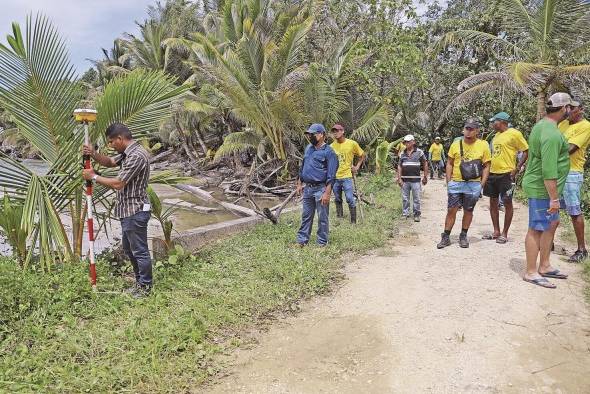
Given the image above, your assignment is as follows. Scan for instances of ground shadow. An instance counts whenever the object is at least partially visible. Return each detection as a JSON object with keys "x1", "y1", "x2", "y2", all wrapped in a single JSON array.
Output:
[{"x1": 509, "y1": 258, "x2": 525, "y2": 275}]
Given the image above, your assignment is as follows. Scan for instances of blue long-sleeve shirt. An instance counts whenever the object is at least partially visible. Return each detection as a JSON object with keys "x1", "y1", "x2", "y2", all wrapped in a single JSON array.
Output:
[{"x1": 299, "y1": 143, "x2": 339, "y2": 186}]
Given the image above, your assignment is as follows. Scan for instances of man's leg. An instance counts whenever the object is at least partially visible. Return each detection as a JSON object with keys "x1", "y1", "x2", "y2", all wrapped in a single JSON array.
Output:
[
  {"x1": 121, "y1": 217, "x2": 140, "y2": 283},
  {"x1": 524, "y1": 228, "x2": 542, "y2": 278},
  {"x1": 438, "y1": 161, "x2": 444, "y2": 178},
  {"x1": 332, "y1": 180, "x2": 344, "y2": 218},
  {"x1": 444, "y1": 207, "x2": 459, "y2": 231},
  {"x1": 401, "y1": 182, "x2": 411, "y2": 217},
  {"x1": 489, "y1": 197, "x2": 501, "y2": 236},
  {"x1": 342, "y1": 178, "x2": 356, "y2": 223},
  {"x1": 124, "y1": 211, "x2": 153, "y2": 289},
  {"x1": 315, "y1": 187, "x2": 330, "y2": 245},
  {"x1": 411, "y1": 182, "x2": 421, "y2": 218},
  {"x1": 501, "y1": 198, "x2": 514, "y2": 238},
  {"x1": 539, "y1": 220, "x2": 560, "y2": 274},
  {"x1": 296, "y1": 187, "x2": 315, "y2": 245},
  {"x1": 571, "y1": 214, "x2": 586, "y2": 251}
]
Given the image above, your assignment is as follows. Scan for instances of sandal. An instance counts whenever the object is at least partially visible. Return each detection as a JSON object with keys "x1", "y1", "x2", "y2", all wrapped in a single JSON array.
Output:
[
  {"x1": 523, "y1": 277, "x2": 556, "y2": 289},
  {"x1": 539, "y1": 269, "x2": 568, "y2": 279},
  {"x1": 482, "y1": 233, "x2": 499, "y2": 240},
  {"x1": 496, "y1": 235, "x2": 508, "y2": 244}
]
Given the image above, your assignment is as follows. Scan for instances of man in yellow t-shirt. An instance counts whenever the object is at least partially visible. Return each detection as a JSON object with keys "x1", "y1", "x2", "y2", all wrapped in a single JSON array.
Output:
[
  {"x1": 330, "y1": 123, "x2": 366, "y2": 224},
  {"x1": 437, "y1": 118, "x2": 491, "y2": 249},
  {"x1": 428, "y1": 136, "x2": 445, "y2": 179},
  {"x1": 482, "y1": 112, "x2": 529, "y2": 244},
  {"x1": 558, "y1": 100, "x2": 590, "y2": 262}
]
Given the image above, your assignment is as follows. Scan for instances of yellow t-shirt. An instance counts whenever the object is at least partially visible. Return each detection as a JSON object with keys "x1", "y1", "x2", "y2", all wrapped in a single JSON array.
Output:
[
  {"x1": 490, "y1": 128, "x2": 529, "y2": 174},
  {"x1": 559, "y1": 119, "x2": 590, "y2": 172},
  {"x1": 428, "y1": 143, "x2": 443, "y2": 161},
  {"x1": 331, "y1": 138, "x2": 364, "y2": 179},
  {"x1": 396, "y1": 142, "x2": 405, "y2": 155},
  {"x1": 447, "y1": 139, "x2": 491, "y2": 181}
]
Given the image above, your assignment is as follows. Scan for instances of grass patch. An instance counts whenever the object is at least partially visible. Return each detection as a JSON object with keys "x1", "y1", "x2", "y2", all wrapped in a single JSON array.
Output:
[{"x1": 0, "y1": 175, "x2": 400, "y2": 392}]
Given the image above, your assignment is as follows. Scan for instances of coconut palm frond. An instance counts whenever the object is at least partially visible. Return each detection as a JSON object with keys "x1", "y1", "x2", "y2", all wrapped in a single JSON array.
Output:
[
  {"x1": 497, "y1": 0, "x2": 541, "y2": 39},
  {"x1": 214, "y1": 130, "x2": 262, "y2": 160},
  {"x1": 560, "y1": 64, "x2": 590, "y2": 79},
  {"x1": 437, "y1": 29, "x2": 525, "y2": 59},
  {"x1": 0, "y1": 15, "x2": 79, "y2": 164},
  {"x1": 505, "y1": 62, "x2": 554, "y2": 88},
  {"x1": 93, "y1": 69, "x2": 190, "y2": 142},
  {"x1": 442, "y1": 80, "x2": 508, "y2": 120},
  {"x1": 350, "y1": 104, "x2": 391, "y2": 143}
]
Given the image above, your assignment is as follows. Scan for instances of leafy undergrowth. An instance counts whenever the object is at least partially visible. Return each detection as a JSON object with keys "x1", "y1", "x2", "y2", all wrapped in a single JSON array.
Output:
[{"x1": 0, "y1": 174, "x2": 400, "y2": 393}]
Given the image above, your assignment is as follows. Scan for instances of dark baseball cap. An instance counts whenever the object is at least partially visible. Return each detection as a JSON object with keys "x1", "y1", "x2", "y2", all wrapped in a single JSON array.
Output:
[
  {"x1": 306, "y1": 123, "x2": 326, "y2": 134},
  {"x1": 464, "y1": 118, "x2": 481, "y2": 129}
]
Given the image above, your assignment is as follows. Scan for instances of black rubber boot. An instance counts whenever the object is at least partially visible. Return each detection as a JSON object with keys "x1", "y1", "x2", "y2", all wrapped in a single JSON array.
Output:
[
  {"x1": 335, "y1": 202, "x2": 344, "y2": 218},
  {"x1": 350, "y1": 206, "x2": 357, "y2": 224}
]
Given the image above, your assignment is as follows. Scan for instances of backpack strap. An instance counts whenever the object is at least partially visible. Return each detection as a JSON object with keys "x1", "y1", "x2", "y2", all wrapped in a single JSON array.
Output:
[{"x1": 459, "y1": 139, "x2": 464, "y2": 161}]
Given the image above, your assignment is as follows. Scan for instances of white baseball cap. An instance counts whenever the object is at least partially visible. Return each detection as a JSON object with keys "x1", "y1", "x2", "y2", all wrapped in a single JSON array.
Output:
[
  {"x1": 403, "y1": 134, "x2": 415, "y2": 142},
  {"x1": 547, "y1": 92, "x2": 580, "y2": 108}
]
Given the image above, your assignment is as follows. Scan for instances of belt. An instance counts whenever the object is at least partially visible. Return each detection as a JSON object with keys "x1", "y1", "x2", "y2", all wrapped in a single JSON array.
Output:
[{"x1": 305, "y1": 181, "x2": 326, "y2": 186}]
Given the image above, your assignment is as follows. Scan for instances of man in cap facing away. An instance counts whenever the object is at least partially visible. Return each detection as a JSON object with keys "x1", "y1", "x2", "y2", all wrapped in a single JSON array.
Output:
[
  {"x1": 437, "y1": 118, "x2": 491, "y2": 249},
  {"x1": 521, "y1": 92, "x2": 572, "y2": 288},
  {"x1": 296, "y1": 123, "x2": 339, "y2": 246},
  {"x1": 397, "y1": 134, "x2": 428, "y2": 222}
]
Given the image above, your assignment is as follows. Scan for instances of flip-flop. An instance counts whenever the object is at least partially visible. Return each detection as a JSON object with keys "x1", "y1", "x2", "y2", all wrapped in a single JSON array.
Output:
[
  {"x1": 496, "y1": 235, "x2": 508, "y2": 244},
  {"x1": 482, "y1": 234, "x2": 499, "y2": 240},
  {"x1": 523, "y1": 277, "x2": 556, "y2": 289},
  {"x1": 539, "y1": 269, "x2": 568, "y2": 279}
]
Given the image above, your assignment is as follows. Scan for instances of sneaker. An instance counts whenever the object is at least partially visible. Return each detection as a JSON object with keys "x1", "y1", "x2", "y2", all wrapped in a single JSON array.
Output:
[
  {"x1": 459, "y1": 233, "x2": 469, "y2": 248},
  {"x1": 414, "y1": 215, "x2": 421, "y2": 222},
  {"x1": 124, "y1": 283, "x2": 139, "y2": 294},
  {"x1": 437, "y1": 233, "x2": 451, "y2": 249},
  {"x1": 567, "y1": 249, "x2": 588, "y2": 263},
  {"x1": 402, "y1": 214, "x2": 410, "y2": 219}
]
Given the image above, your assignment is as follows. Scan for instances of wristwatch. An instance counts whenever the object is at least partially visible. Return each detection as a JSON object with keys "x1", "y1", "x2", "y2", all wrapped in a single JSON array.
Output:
[{"x1": 91, "y1": 174, "x2": 99, "y2": 183}]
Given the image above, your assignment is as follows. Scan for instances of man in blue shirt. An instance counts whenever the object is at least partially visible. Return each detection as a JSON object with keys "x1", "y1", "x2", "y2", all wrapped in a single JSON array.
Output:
[{"x1": 296, "y1": 123, "x2": 339, "y2": 246}]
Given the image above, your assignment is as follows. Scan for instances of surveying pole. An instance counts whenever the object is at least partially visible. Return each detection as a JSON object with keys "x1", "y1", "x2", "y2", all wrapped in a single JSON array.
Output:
[{"x1": 74, "y1": 108, "x2": 98, "y2": 290}]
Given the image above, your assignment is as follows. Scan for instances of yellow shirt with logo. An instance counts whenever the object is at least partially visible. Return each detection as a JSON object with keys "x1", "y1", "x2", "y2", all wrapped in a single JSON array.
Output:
[
  {"x1": 447, "y1": 139, "x2": 491, "y2": 181},
  {"x1": 490, "y1": 128, "x2": 529, "y2": 174},
  {"x1": 331, "y1": 138, "x2": 364, "y2": 179},
  {"x1": 428, "y1": 143, "x2": 444, "y2": 161},
  {"x1": 558, "y1": 119, "x2": 590, "y2": 172}
]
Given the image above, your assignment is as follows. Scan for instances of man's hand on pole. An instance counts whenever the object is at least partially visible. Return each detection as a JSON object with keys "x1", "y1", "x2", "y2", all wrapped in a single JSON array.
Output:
[
  {"x1": 82, "y1": 168, "x2": 96, "y2": 180},
  {"x1": 82, "y1": 144, "x2": 95, "y2": 158}
]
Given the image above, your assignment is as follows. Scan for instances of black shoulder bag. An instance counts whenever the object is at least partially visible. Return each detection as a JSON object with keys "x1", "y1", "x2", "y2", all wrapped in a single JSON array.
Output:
[{"x1": 459, "y1": 140, "x2": 483, "y2": 180}]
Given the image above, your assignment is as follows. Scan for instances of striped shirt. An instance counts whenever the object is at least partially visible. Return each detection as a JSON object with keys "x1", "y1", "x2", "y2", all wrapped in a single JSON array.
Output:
[
  {"x1": 113, "y1": 141, "x2": 151, "y2": 219},
  {"x1": 399, "y1": 148, "x2": 426, "y2": 182}
]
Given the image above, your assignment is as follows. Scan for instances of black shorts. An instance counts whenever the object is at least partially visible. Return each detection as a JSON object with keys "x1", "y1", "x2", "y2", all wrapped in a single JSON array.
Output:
[{"x1": 483, "y1": 173, "x2": 512, "y2": 199}]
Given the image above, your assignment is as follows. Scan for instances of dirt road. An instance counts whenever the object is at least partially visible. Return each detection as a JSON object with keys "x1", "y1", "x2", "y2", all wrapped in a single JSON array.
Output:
[{"x1": 206, "y1": 180, "x2": 590, "y2": 393}]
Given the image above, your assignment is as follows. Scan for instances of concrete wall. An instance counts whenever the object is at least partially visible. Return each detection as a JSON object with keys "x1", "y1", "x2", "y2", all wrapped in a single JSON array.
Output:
[{"x1": 152, "y1": 206, "x2": 299, "y2": 259}]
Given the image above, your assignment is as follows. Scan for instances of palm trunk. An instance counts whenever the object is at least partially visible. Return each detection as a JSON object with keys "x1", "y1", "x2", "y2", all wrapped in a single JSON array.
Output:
[
  {"x1": 193, "y1": 127, "x2": 208, "y2": 157},
  {"x1": 536, "y1": 90, "x2": 547, "y2": 121}
]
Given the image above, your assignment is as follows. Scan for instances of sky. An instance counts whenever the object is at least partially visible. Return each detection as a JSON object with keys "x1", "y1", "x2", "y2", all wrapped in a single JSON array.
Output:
[
  {"x1": 0, "y1": 0, "x2": 442, "y2": 75},
  {"x1": 0, "y1": 0, "x2": 155, "y2": 74}
]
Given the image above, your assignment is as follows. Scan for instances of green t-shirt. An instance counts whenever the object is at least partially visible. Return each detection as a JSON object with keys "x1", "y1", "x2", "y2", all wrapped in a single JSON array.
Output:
[{"x1": 522, "y1": 118, "x2": 570, "y2": 199}]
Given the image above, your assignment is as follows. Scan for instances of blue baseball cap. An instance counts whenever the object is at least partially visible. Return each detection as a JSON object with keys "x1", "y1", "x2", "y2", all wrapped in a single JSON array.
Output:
[
  {"x1": 306, "y1": 123, "x2": 326, "y2": 134},
  {"x1": 489, "y1": 112, "x2": 511, "y2": 122}
]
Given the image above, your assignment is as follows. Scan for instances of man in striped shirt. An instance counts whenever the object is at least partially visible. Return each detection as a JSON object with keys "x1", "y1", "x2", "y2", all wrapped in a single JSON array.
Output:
[
  {"x1": 397, "y1": 134, "x2": 428, "y2": 222},
  {"x1": 82, "y1": 123, "x2": 152, "y2": 297}
]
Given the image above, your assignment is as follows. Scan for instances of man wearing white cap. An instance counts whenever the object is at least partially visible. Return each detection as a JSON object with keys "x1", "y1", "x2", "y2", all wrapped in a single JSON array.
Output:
[
  {"x1": 521, "y1": 92, "x2": 572, "y2": 288},
  {"x1": 558, "y1": 99, "x2": 590, "y2": 263},
  {"x1": 397, "y1": 134, "x2": 428, "y2": 222}
]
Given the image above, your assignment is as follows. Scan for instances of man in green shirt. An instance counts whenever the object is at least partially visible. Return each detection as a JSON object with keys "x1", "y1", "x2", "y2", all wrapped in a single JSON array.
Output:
[{"x1": 521, "y1": 93, "x2": 572, "y2": 289}]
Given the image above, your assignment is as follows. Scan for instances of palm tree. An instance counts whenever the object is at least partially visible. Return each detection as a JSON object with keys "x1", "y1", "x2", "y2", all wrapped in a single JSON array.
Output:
[
  {"x1": 439, "y1": 0, "x2": 590, "y2": 120},
  {"x1": 123, "y1": 21, "x2": 169, "y2": 71},
  {"x1": 0, "y1": 15, "x2": 189, "y2": 269}
]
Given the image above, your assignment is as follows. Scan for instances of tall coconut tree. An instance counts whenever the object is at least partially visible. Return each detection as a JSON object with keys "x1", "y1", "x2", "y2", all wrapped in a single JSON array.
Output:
[
  {"x1": 439, "y1": 0, "x2": 590, "y2": 120},
  {"x1": 0, "y1": 15, "x2": 188, "y2": 269}
]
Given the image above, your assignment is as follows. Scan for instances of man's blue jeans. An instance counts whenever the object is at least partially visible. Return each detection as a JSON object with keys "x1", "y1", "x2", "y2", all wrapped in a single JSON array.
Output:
[
  {"x1": 121, "y1": 210, "x2": 152, "y2": 287},
  {"x1": 333, "y1": 178, "x2": 356, "y2": 207},
  {"x1": 296, "y1": 185, "x2": 330, "y2": 245}
]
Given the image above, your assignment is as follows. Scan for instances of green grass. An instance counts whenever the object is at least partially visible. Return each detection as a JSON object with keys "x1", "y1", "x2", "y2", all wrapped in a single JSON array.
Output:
[{"x1": 0, "y1": 175, "x2": 401, "y2": 393}]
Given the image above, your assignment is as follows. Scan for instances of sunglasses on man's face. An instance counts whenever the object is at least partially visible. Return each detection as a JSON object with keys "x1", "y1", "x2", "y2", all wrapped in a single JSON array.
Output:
[{"x1": 465, "y1": 127, "x2": 477, "y2": 131}]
